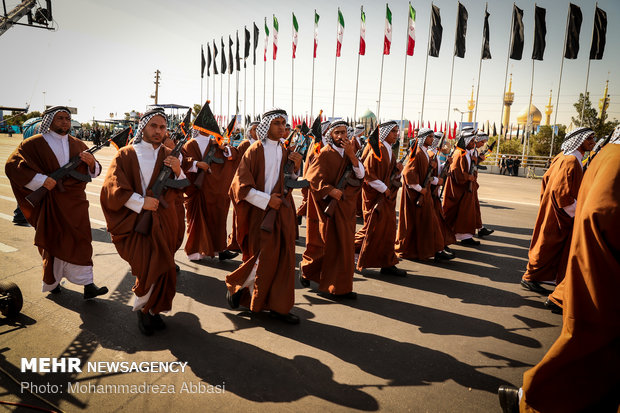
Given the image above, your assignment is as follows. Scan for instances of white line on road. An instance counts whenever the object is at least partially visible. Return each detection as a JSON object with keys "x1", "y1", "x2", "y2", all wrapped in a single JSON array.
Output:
[
  {"x1": 479, "y1": 197, "x2": 539, "y2": 207},
  {"x1": 0, "y1": 242, "x2": 18, "y2": 253}
]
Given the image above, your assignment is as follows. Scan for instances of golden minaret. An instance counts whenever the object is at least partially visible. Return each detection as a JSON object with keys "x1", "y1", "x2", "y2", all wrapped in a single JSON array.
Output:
[
  {"x1": 467, "y1": 85, "x2": 475, "y2": 122},
  {"x1": 599, "y1": 79, "x2": 610, "y2": 119},
  {"x1": 503, "y1": 74, "x2": 514, "y2": 129},
  {"x1": 545, "y1": 90, "x2": 553, "y2": 125}
]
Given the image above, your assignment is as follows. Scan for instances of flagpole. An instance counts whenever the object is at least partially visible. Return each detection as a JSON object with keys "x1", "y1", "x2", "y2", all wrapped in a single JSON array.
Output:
[
  {"x1": 473, "y1": 4, "x2": 488, "y2": 125},
  {"x1": 332, "y1": 53, "x2": 338, "y2": 118},
  {"x1": 291, "y1": 13, "x2": 295, "y2": 120},
  {"x1": 420, "y1": 2, "x2": 434, "y2": 124},
  {"x1": 253, "y1": 59, "x2": 256, "y2": 118},
  {"x1": 550, "y1": 6, "x2": 571, "y2": 157},
  {"x1": 311, "y1": 50, "x2": 316, "y2": 118},
  {"x1": 498, "y1": 2, "x2": 516, "y2": 158},
  {"x1": 220, "y1": 72, "x2": 223, "y2": 123},
  {"x1": 352, "y1": 6, "x2": 363, "y2": 123},
  {"x1": 399, "y1": 3, "x2": 411, "y2": 144},
  {"x1": 272, "y1": 14, "x2": 276, "y2": 107},
  {"x1": 523, "y1": 4, "x2": 539, "y2": 164},
  {"x1": 228, "y1": 70, "x2": 231, "y2": 124},
  {"x1": 580, "y1": 2, "x2": 597, "y2": 124},
  {"x1": 445, "y1": 2, "x2": 461, "y2": 133}
]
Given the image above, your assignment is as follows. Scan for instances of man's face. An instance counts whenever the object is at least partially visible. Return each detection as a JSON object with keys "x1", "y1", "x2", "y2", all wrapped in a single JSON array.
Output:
[
  {"x1": 466, "y1": 139, "x2": 476, "y2": 150},
  {"x1": 267, "y1": 117, "x2": 287, "y2": 141},
  {"x1": 476, "y1": 140, "x2": 485, "y2": 148},
  {"x1": 249, "y1": 125, "x2": 258, "y2": 140},
  {"x1": 581, "y1": 134, "x2": 596, "y2": 152},
  {"x1": 385, "y1": 127, "x2": 399, "y2": 145},
  {"x1": 424, "y1": 134, "x2": 434, "y2": 147},
  {"x1": 331, "y1": 126, "x2": 348, "y2": 147},
  {"x1": 50, "y1": 112, "x2": 71, "y2": 135},
  {"x1": 141, "y1": 116, "x2": 167, "y2": 146}
]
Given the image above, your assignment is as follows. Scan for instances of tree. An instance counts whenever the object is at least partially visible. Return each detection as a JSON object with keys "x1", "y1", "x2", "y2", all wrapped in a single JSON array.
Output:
[
  {"x1": 6, "y1": 111, "x2": 41, "y2": 126},
  {"x1": 496, "y1": 135, "x2": 523, "y2": 155},
  {"x1": 530, "y1": 125, "x2": 565, "y2": 156},
  {"x1": 572, "y1": 93, "x2": 618, "y2": 138},
  {"x1": 193, "y1": 103, "x2": 202, "y2": 118}
]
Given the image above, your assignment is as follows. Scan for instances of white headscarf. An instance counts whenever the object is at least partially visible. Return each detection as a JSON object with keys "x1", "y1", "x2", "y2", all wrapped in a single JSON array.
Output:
[
  {"x1": 40, "y1": 106, "x2": 71, "y2": 135},
  {"x1": 475, "y1": 131, "x2": 489, "y2": 142},
  {"x1": 256, "y1": 108, "x2": 288, "y2": 141},
  {"x1": 416, "y1": 128, "x2": 434, "y2": 146},
  {"x1": 133, "y1": 109, "x2": 168, "y2": 143},
  {"x1": 610, "y1": 125, "x2": 620, "y2": 145},
  {"x1": 561, "y1": 127, "x2": 594, "y2": 154},
  {"x1": 430, "y1": 132, "x2": 444, "y2": 150},
  {"x1": 379, "y1": 121, "x2": 398, "y2": 142}
]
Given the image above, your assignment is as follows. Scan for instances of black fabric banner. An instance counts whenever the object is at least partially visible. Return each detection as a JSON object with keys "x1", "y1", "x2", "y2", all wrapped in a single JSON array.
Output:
[
  {"x1": 213, "y1": 40, "x2": 219, "y2": 75},
  {"x1": 235, "y1": 32, "x2": 241, "y2": 71},
  {"x1": 510, "y1": 5, "x2": 524, "y2": 60},
  {"x1": 429, "y1": 5, "x2": 443, "y2": 57},
  {"x1": 454, "y1": 2, "x2": 468, "y2": 58},
  {"x1": 201, "y1": 45, "x2": 206, "y2": 78},
  {"x1": 532, "y1": 6, "x2": 546, "y2": 60},
  {"x1": 564, "y1": 3, "x2": 582, "y2": 59},
  {"x1": 253, "y1": 23, "x2": 259, "y2": 65},
  {"x1": 228, "y1": 36, "x2": 234, "y2": 74},
  {"x1": 244, "y1": 26, "x2": 251, "y2": 68},
  {"x1": 220, "y1": 38, "x2": 227, "y2": 74},
  {"x1": 482, "y1": 8, "x2": 491, "y2": 59},
  {"x1": 589, "y1": 6, "x2": 607, "y2": 60}
]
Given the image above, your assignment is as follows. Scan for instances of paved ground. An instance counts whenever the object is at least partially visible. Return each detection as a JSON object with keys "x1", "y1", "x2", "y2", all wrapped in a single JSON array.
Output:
[{"x1": 0, "y1": 135, "x2": 560, "y2": 413}]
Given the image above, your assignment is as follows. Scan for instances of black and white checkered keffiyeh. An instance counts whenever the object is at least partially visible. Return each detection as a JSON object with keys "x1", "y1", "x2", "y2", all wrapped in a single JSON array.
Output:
[
  {"x1": 321, "y1": 121, "x2": 331, "y2": 136},
  {"x1": 347, "y1": 126, "x2": 354, "y2": 139},
  {"x1": 459, "y1": 130, "x2": 476, "y2": 148},
  {"x1": 379, "y1": 121, "x2": 398, "y2": 142},
  {"x1": 354, "y1": 124, "x2": 365, "y2": 137},
  {"x1": 561, "y1": 127, "x2": 594, "y2": 154},
  {"x1": 324, "y1": 120, "x2": 349, "y2": 145},
  {"x1": 256, "y1": 108, "x2": 288, "y2": 141},
  {"x1": 416, "y1": 127, "x2": 434, "y2": 146},
  {"x1": 475, "y1": 131, "x2": 489, "y2": 142},
  {"x1": 610, "y1": 125, "x2": 620, "y2": 145},
  {"x1": 133, "y1": 109, "x2": 168, "y2": 144},
  {"x1": 40, "y1": 106, "x2": 71, "y2": 135},
  {"x1": 430, "y1": 132, "x2": 444, "y2": 150}
]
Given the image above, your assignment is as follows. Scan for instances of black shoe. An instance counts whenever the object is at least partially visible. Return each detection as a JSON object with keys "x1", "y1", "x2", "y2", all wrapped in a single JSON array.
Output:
[
  {"x1": 520, "y1": 279, "x2": 548, "y2": 295},
  {"x1": 50, "y1": 284, "x2": 62, "y2": 294},
  {"x1": 333, "y1": 291, "x2": 357, "y2": 300},
  {"x1": 380, "y1": 266, "x2": 407, "y2": 277},
  {"x1": 12, "y1": 219, "x2": 30, "y2": 227},
  {"x1": 299, "y1": 271, "x2": 310, "y2": 288},
  {"x1": 219, "y1": 250, "x2": 240, "y2": 261},
  {"x1": 269, "y1": 310, "x2": 300, "y2": 324},
  {"x1": 83, "y1": 283, "x2": 108, "y2": 299},
  {"x1": 297, "y1": 215, "x2": 303, "y2": 226},
  {"x1": 444, "y1": 245, "x2": 454, "y2": 254},
  {"x1": 544, "y1": 298, "x2": 563, "y2": 314},
  {"x1": 175, "y1": 264, "x2": 180, "y2": 273},
  {"x1": 498, "y1": 385, "x2": 520, "y2": 413},
  {"x1": 434, "y1": 250, "x2": 455, "y2": 262},
  {"x1": 459, "y1": 238, "x2": 481, "y2": 246},
  {"x1": 478, "y1": 227, "x2": 495, "y2": 237},
  {"x1": 137, "y1": 311, "x2": 154, "y2": 336},
  {"x1": 226, "y1": 289, "x2": 243, "y2": 309},
  {"x1": 150, "y1": 313, "x2": 166, "y2": 330}
]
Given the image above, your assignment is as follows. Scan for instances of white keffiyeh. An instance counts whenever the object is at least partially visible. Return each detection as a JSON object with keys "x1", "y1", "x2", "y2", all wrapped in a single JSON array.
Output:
[{"x1": 561, "y1": 127, "x2": 594, "y2": 154}]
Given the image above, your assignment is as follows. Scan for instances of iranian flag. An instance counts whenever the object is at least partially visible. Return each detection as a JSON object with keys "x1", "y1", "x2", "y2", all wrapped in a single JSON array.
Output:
[
  {"x1": 264, "y1": 18, "x2": 269, "y2": 62},
  {"x1": 292, "y1": 13, "x2": 298, "y2": 58},
  {"x1": 359, "y1": 7, "x2": 366, "y2": 55},
  {"x1": 273, "y1": 15, "x2": 279, "y2": 60},
  {"x1": 336, "y1": 8, "x2": 344, "y2": 57},
  {"x1": 407, "y1": 3, "x2": 416, "y2": 55},
  {"x1": 383, "y1": 4, "x2": 392, "y2": 55},
  {"x1": 313, "y1": 11, "x2": 320, "y2": 58}
]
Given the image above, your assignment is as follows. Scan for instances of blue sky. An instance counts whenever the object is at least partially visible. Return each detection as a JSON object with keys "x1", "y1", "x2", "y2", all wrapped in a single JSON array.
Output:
[{"x1": 1, "y1": 0, "x2": 618, "y2": 127}]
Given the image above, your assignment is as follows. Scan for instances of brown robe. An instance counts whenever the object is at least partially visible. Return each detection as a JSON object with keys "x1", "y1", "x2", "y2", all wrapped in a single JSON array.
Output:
[
  {"x1": 227, "y1": 139, "x2": 253, "y2": 250},
  {"x1": 296, "y1": 146, "x2": 320, "y2": 218},
  {"x1": 100, "y1": 145, "x2": 181, "y2": 314},
  {"x1": 225, "y1": 140, "x2": 297, "y2": 314},
  {"x1": 5, "y1": 134, "x2": 96, "y2": 285},
  {"x1": 442, "y1": 148, "x2": 478, "y2": 235},
  {"x1": 522, "y1": 153, "x2": 583, "y2": 283},
  {"x1": 354, "y1": 143, "x2": 399, "y2": 269},
  {"x1": 471, "y1": 150, "x2": 483, "y2": 230},
  {"x1": 429, "y1": 150, "x2": 456, "y2": 246},
  {"x1": 181, "y1": 139, "x2": 238, "y2": 257},
  {"x1": 521, "y1": 144, "x2": 620, "y2": 413},
  {"x1": 395, "y1": 146, "x2": 445, "y2": 260},
  {"x1": 301, "y1": 145, "x2": 362, "y2": 294}
]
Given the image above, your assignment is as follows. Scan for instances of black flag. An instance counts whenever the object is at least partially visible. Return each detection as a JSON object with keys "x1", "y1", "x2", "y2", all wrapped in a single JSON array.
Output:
[
  {"x1": 201, "y1": 45, "x2": 206, "y2": 78},
  {"x1": 228, "y1": 35, "x2": 234, "y2": 74},
  {"x1": 454, "y1": 2, "x2": 468, "y2": 58},
  {"x1": 589, "y1": 6, "x2": 607, "y2": 60},
  {"x1": 510, "y1": 5, "x2": 524, "y2": 60},
  {"x1": 213, "y1": 40, "x2": 219, "y2": 75},
  {"x1": 236, "y1": 31, "x2": 241, "y2": 71},
  {"x1": 532, "y1": 6, "x2": 546, "y2": 60},
  {"x1": 244, "y1": 26, "x2": 251, "y2": 68},
  {"x1": 253, "y1": 22, "x2": 259, "y2": 65},
  {"x1": 429, "y1": 5, "x2": 443, "y2": 57},
  {"x1": 206, "y1": 44, "x2": 212, "y2": 77},
  {"x1": 565, "y1": 3, "x2": 582, "y2": 59},
  {"x1": 220, "y1": 37, "x2": 227, "y2": 74},
  {"x1": 481, "y1": 7, "x2": 491, "y2": 59}
]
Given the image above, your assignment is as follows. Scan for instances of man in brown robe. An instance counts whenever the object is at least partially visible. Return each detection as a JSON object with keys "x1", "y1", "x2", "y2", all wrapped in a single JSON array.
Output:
[
  {"x1": 498, "y1": 128, "x2": 620, "y2": 413},
  {"x1": 396, "y1": 128, "x2": 454, "y2": 262},
  {"x1": 442, "y1": 131, "x2": 480, "y2": 246},
  {"x1": 181, "y1": 102, "x2": 239, "y2": 261},
  {"x1": 472, "y1": 132, "x2": 494, "y2": 237},
  {"x1": 5, "y1": 106, "x2": 108, "y2": 299},
  {"x1": 299, "y1": 120, "x2": 364, "y2": 299},
  {"x1": 354, "y1": 121, "x2": 405, "y2": 276},
  {"x1": 225, "y1": 108, "x2": 302, "y2": 324},
  {"x1": 428, "y1": 132, "x2": 456, "y2": 252},
  {"x1": 520, "y1": 128, "x2": 596, "y2": 295},
  {"x1": 227, "y1": 121, "x2": 259, "y2": 251},
  {"x1": 100, "y1": 109, "x2": 186, "y2": 335}
]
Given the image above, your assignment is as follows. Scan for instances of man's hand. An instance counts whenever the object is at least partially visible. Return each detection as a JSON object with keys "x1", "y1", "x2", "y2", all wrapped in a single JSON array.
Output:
[
  {"x1": 430, "y1": 158, "x2": 438, "y2": 169},
  {"x1": 384, "y1": 188, "x2": 391, "y2": 199},
  {"x1": 396, "y1": 163, "x2": 403, "y2": 172},
  {"x1": 436, "y1": 177, "x2": 444, "y2": 186},
  {"x1": 164, "y1": 156, "x2": 181, "y2": 177},
  {"x1": 143, "y1": 196, "x2": 159, "y2": 211},
  {"x1": 79, "y1": 151, "x2": 96, "y2": 172},
  {"x1": 468, "y1": 174, "x2": 475, "y2": 181},
  {"x1": 328, "y1": 188, "x2": 343, "y2": 200},
  {"x1": 288, "y1": 152, "x2": 302, "y2": 172},
  {"x1": 343, "y1": 139, "x2": 357, "y2": 163},
  {"x1": 43, "y1": 177, "x2": 56, "y2": 190},
  {"x1": 419, "y1": 187, "x2": 428, "y2": 196},
  {"x1": 268, "y1": 193, "x2": 283, "y2": 210},
  {"x1": 196, "y1": 161, "x2": 211, "y2": 173}
]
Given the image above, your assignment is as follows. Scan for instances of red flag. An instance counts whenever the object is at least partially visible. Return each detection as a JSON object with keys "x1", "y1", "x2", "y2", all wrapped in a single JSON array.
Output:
[
  {"x1": 408, "y1": 121, "x2": 412, "y2": 138},
  {"x1": 433, "y1": 121, "x2": 437, "y2": 131}
]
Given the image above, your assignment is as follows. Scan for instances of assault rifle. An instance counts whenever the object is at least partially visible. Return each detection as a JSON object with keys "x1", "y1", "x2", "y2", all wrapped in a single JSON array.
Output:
[
  {"x1": 25, "y1": 127, "x2": 131, "y2": 207},
  {"x1": 134, "y1": 109, "x2": 191, "y2": 235},
  {"x1": 467, "y1": 139, "x2": 497, "y2": 192},
  {"x1": 323, "y1": 145, "x2": 364, "y2": 218},
  {"x1": 416, "y1": 133, "x2": 446, "y2": 206}
]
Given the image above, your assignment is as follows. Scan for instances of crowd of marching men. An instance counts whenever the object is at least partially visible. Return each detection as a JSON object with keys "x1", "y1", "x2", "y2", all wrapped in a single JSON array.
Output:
[{"x1": 5, "y1": 103, "x2": 620, "y2": 411}]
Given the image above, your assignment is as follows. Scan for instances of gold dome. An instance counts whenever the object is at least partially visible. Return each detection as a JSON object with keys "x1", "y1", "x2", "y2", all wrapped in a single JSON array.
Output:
[{"x1": 516, "y1": 104, "x2": 542, "y2": 126}]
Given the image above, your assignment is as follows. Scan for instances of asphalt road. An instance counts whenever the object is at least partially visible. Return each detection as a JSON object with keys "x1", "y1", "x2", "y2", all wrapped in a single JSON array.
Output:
[{"x1": 0, "y1": 135, "x2": 560, "y2": 413}]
